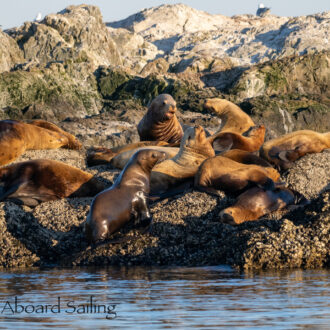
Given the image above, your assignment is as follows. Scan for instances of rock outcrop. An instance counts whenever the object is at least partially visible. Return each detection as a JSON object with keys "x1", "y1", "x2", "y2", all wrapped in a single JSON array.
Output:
[
  {"x1": 7, "y1": 4, "x2": 121, "y2": 69},
  {"x1": 109, "y1": 4, "x2": 330, "y2": 73},
  {"x1": 0, "y1": 30, "x2": 24, "y2": 73}
]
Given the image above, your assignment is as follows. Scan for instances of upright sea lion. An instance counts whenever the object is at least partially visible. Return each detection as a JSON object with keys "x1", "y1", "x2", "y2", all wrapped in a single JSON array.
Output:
[
  {"x1": 204, "y1": 98, "x2": 255, "y2": 134},
  {"x1": 137, "y1": 94, "x2": 183, "y2": 144},
  {"x1": 195, "y1": 156, "x2": 280, "y2": 195},
  {"x1": 209, "y1": 125, "x2": 266, "y2": 153},
  {"x1": 150, "y1": 125, "x2": 215, "y2": 194},
  {"x1": 87, "y1": 141, "x2": 169, "y2": 166},
  {"x1": 260, "y1": 130, "x2": 330, "y2": 170},
  {"x1": 219, "y1": 186, "x2": 308, "y2": 225},
  {"x1": 0, "y1": 159, "x2": 105, "y2": 207},
  {"x1": 0, "y1": 120, "x2": 82, "y2": 166},
  {"x1": 85, "y1": 149, "x2": 166, "y2": 244}
]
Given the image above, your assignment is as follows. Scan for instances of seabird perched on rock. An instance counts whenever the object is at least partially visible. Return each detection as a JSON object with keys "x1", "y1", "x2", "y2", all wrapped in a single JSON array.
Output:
[
  {"x1": 256, "y1": 4, "x2": 271, "y2": 17},
  {"x1": 34, "y1": 13, "x2": 42, "y2": 22}
]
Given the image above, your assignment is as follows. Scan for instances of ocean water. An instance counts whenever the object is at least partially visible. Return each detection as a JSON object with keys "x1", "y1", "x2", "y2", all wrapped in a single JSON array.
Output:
[{"x1": 0, "y1": 266, "x2": 329, "y2": 329}]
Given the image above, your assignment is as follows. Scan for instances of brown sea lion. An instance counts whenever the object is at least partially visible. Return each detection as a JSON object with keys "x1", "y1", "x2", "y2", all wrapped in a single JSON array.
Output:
[
  {"x1": 28, "y1": 119, "x2": 82, "y2": 150},
  {"x1": 85, "y1": 149, "x2": 166, "y2": 243},
  {"x1": 87, "y1": 141, "x2": 169, "y2": 166},
  {"x1": 0, "y1": 120, "x2": 82, "y2": 166},
  {"x1": 137, "y1": 94, "x2": 183, "y2": 143},
  {"x1": 0, "y1": 159, "x2": 105, "y2": 207},
  {"x1": 110, "y1": 146, "x2": 179, "y2": 170},
  {"x1": 219, "y1": 186, "x2": 308, "y2": 225},
  {"x1": 209, "y1": 125, "x2": 266, "y2": 153},
  {"x1": 195, "y1": 156, "x2": 280, "y2": 196},
  {"x1": 204, "y1": 98, "x2": 255, "y2": 134},
  {"x1": 150, "y1": 125, "x2": 215, "y2": 194},
  {"x1": 260, "y1": 130, "x2": 330, "y2": 170},
  {"x1": 221, "y1": 149, "x2": 273, "y2": 167}
]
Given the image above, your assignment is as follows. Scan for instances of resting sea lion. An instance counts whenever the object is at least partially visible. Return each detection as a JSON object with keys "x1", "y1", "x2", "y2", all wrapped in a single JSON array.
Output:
[
  {"x1": 260, "y1": 130, "x2": 330, "y2": 170},
  {"x1": 209, "y1": 125, "x2": 266, "y2": 153},
  {"x1": 150, "y1": 125, "x2": 215, "y2": 194},
  {"x1": 28, "y1": 119, "x2": 82, "y2": 150},
  {"x1": 0, "y1": 159, "x2": 105, "y2": 207},
  {"x1": 110, "y1": 146, "x2": 179, "y2": 169},
  {"x1": 195, "y1": 156, "x2": 280, "y2": 195},
  {"x1": 85, "y1": 149, "x2": 166, "y2": 243},
  {"x1": 204, "y1": 98, "x2": 255, "y2": 134},
  {"x1": 0, "y1": 120, "x2": 81, "y2": 166},
  {"x1": 137, "y1": 94, "x2": 183, "y2": 143},
  {"x1": 219, "y1": 186, "x2": 308, "y2": 225},
  {"x1": 87, "y1": 141, "x2": 169, "y2": 166},
  {"x1": 221, "y1": 149, "x2": 273, "y2": 167}
]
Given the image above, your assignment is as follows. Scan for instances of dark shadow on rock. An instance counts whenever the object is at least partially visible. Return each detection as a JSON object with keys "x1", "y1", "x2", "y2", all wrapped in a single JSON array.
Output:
[
  {"x1": 3, "y1": 203, "x2": 88, "y2": 267},
  {"x1": 201, "y1": 66, "x2": 248, "y2": 92}
]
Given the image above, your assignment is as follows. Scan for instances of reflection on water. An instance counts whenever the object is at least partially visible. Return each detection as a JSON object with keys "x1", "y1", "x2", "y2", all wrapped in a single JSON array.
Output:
[{"x1": 0, "y1": 266, "x2": 329, "y2": 329}]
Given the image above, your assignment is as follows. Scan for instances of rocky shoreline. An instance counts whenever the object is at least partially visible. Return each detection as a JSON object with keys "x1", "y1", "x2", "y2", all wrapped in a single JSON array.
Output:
[{"x1": 0, "y1": 4, "x2": 329, "y2": 270}]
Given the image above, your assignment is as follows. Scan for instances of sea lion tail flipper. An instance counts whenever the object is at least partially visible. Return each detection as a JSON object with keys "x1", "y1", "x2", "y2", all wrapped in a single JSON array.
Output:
[{"x1": 86, "y1": 148, "x2": 116, "y2": 167}]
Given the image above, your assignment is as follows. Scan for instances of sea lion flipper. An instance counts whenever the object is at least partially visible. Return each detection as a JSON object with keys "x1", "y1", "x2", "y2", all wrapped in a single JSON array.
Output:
[
  {"x1": 256, "y1": 178, "x2": 275, "y2": 191},
  {"x1": 195, "y1": 185, "x2": 224, "y2": 197},
  {"x1": 9, "y1": 197, "x2": 40, "y2": 207},
  {"x1": 212, "y1": 137, "x2": 233, "y2": 153},
  {"x1": 0, "y1": 182, "x2": 22, "y2": 201},
  {"x1": 278, "y1": 151, "x2": 290, "y2": 162}
]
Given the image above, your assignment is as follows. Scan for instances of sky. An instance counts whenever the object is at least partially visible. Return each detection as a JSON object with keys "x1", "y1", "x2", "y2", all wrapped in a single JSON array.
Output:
[{"x1": 0, "y1": 0, "x2": 329, "y2": 29}]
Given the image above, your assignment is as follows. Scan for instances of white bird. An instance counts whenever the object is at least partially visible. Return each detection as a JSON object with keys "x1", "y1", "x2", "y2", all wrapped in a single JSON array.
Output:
[
  {"x1": 256, "y1": 4, "x2": 270, "y2": 17},
  {"x1": 34, "y1": 13, "x2": 42, "y2": 22}
]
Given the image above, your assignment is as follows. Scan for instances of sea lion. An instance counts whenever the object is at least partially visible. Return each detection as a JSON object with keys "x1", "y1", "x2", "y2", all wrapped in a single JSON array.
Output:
[
  {"x1": 137, "y1": 94, "x2": 183, "y2": 143},
  {"x1": 0, "y1": 120, "x2": 82, "y2": 166},
  {"x1": 260, "y1": 130, "x2": 330, "y2": 170},
  {"x1": 28, "y1": 119, "x2": 82, "y2": 150},
  {"x1": 0, "y1": 159, "x2": 105, "y2": 207},
  {"x1": 150, "y1": 125, "x2": 215, "y2": 194},
  {"x1": 110, "y1": 146, "x2": 179, "y2": 170},
  {"x1": 219, "y1": 186, "x2": 308, "y2": 225},
  {"x1": 204, "y1": 98, "x2": 255, "y2": 134},
  {"x1": 195, "y1": 155, "x2": 280, "y2": 195},
  {"x1": 87, "y1": 141, "x2": 169, "y2": 166},
  {"x1": 209, "y1": 125, "x2": 266, "y2": 153},
  {"x1": 221, "y1": 149, "x2": 273, "y2": 167},
  {"x1": 85, "y1": 149, "x2": 166, "y2": 244}
]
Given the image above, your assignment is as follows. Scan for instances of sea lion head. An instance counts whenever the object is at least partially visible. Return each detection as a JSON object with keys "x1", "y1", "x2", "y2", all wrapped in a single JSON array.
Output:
[
  {"x1": 204, "y1": 98, "x2": 229, "y2": 112},
  {"x1": 181, "y1": 125, "x2": 215, "y2": 157},
  {"x1": 65, "y1": 134, "x2": 82, "y2": 150},
  {"x1": 134, "y1": 149, "x2": 167, "y2": 172},
  {"x1": 242, "y1": 125, "x2": 265, "y2": 138},
  {"x1": 219, "y1": 207, "x2": 244, "y2": 226},
  {"x1": 149, "y1": 94, "x2": 177, "y2": 121}
]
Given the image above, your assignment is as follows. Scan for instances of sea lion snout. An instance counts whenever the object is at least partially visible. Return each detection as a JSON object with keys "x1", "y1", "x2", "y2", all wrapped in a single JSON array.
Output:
[{"x1": 219, "y1": 210, "x2": 237, "y2": 225}]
